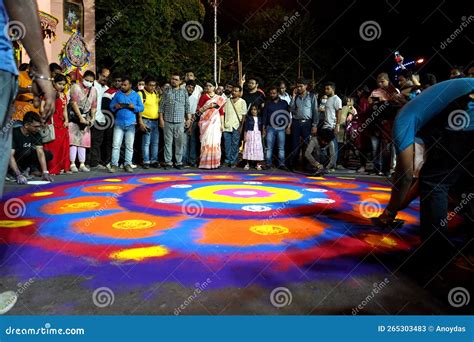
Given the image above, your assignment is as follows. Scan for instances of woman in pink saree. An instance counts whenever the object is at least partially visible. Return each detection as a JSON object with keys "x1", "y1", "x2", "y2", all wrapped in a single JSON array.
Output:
[{"x1": 196, "y1": 82, "x2": 225, "y2": 169}]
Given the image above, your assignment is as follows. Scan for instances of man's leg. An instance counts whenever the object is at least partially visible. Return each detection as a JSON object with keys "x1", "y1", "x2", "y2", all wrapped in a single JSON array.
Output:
[
  {"x1": 231, "y1": 128, "x2": 241, "y2": 166},
  {"x1": 124, "y1": 125, "x2": 136, "y2": 166},
  {"x1": 276, "y1": 128, "x2": 286, "y2": 167},
  {"x1": 89, "y1": 126, "x2": 104, "y2": 167},
  {"x1": 102, "y1": 126, "x2": 114, "y2": 166},
  {"x1": 174, "y1": 123, "x2": 184, "y2": 165},
  {"x1": 111, "y1": 125, "x2": 125, "y2": 166},
  {"x1": 290, "y1": 120, "x2": 302, "y2": 167},
  {"x1": 189, "y1": 120, "x2": 199, "y2": 166},
  {"x1": 0, "y1": 71, "x2": 18, "y2": 196},
  {"x1": 141, "y1": 119, "x2": 151, "y2": 165},
  {"x1": 265, "y1": 127, "x2": 276, "y2": 166},
  {"x1": 150, "y1": 120, "x2": 159, "y2": 164},
  {"x1": 163, "y1": 121, "x2": 173, "y2": 166}
]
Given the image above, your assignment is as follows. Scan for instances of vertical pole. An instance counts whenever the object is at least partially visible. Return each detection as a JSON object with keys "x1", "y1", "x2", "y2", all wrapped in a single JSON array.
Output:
[{"x1": 214, "y1": 0, "x2": 218, "y2": 85}]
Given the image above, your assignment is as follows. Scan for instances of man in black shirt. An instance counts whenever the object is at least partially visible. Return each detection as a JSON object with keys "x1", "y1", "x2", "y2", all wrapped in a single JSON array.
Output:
[
  {"x1": 242, "y1": 77, "x2": 265, "y2": 112},
  {"x1": 10, "y1": 112, "x2": 53, "y2": 184}
]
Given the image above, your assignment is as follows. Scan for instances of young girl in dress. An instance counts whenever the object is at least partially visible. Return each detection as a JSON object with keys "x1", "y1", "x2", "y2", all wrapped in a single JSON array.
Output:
[
  {"x1": 43, "y1": 74, "x2": 70, "y2": 175},
  {"x1": 243, "y1": 104, "x2": 264, "y2": 170}
]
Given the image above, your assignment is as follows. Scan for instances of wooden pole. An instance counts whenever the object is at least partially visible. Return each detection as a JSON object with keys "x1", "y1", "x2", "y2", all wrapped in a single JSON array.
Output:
[
  {"x1": 237, "y1": 40, "x2": 243, "y2": 86},
  {"x1": 218, "y1": 57, "x2": 222, "y2": 84}
]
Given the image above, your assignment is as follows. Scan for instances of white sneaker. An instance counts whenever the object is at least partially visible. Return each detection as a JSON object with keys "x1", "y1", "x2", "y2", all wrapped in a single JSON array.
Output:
[
  {"x1": 70, "y1": 164, "x2": 79, "y2": 173},
  {"x1": 357, "y1": 166, "x2": 365, "y2": 173},
  {"x1": 131, "y1": 164, "x2": 137, "y2": 169},
  {"x1": 79, "y1": 165, "x2": 90, "y2": 172},
  {"x1": 0, "y1": 291, "x2": 17, "y2": 315}
]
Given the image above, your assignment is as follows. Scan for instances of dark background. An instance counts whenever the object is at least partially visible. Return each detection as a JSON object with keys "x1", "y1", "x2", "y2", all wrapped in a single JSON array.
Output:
[{"x1": 202, "y1": 0, "x2": 473, "y2": 94}]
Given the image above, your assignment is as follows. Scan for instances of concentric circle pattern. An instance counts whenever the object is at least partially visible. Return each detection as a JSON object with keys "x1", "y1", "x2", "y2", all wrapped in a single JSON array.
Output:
[{"x1": 0, "y1": 173, "x2": 421, "y2": 288}]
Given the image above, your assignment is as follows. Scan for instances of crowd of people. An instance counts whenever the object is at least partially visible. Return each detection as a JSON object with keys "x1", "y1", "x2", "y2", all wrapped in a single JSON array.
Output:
[{"x1": 7, "y1": 62, "x2": 474, "y2": 184}]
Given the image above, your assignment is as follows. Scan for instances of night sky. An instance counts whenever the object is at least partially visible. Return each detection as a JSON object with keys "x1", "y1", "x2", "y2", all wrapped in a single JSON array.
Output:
[{"x1": 204, "y1": 0, "x2": 473, "y2": 93}]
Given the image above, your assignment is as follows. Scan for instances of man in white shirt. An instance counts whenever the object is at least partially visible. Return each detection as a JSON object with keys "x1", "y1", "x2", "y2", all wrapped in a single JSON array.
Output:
[
  {"x1": 183, "y1": 80, "x2": 201, "y2": 167},
  {"x1": 90, "y1": 67, "x2": 110, "y2": 169},
  {"x1": 278, "y1": 81, "x2": 292, "y2": 105}
]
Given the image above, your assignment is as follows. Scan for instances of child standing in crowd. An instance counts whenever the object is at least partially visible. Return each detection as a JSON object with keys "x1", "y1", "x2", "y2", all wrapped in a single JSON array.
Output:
[
  {"x1": 243, "y1": 104, "x2": 264, "y2": 170},
  {"x1": 43, "y1": 74, "x2": 70, "y2": 175}
]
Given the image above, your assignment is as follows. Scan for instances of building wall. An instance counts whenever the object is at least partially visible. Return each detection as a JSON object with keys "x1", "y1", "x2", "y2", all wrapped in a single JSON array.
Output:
[{"x1": 24, "y1": 0, "x2": 96, "y2": 72}]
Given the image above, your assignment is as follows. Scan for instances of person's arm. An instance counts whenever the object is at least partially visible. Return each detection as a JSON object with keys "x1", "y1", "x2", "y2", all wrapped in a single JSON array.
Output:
[
  {"x1": 4, "y1": 0, "x2": 55, "y2": 120},
  {"x1": 63, "y1": 97, "x2": 69, "y2": 127},
  {"x1": 89, "y1": 89, "x2": 97, "y2": 124},
  {"x1": 134, "y1": 93, "x2": 145, "y2": 113},
  {"x1": 311, "y1": 95, "x2": 319, "y2": 135}
]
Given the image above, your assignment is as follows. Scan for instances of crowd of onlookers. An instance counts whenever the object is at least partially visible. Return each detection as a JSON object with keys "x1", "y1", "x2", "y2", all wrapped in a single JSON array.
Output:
[{"x1": 7, "y1": 60, "x2": 474, "y2": 184}]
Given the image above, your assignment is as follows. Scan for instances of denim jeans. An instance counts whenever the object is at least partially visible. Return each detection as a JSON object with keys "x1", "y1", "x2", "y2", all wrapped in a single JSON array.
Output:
[
  {"x1": 0, "y1": 71, "x2": 18, "y2": 196},
  {"x1": 224, "y1": 128, "x2": 241, "y2": 166},
  {"x1": 420, "y1": 130, "x2": 474, "y2": 248},
  {"x1": 141, "y1": 118, "x2": 159, "y2": 164},
  {"x1": 111, "y1": 124, "x2": 136, "y2": 166},
  {"x1": 265, "y1": 126, "x2": 286, "y2": 167},
  {"x1": 188, "y1": 119, "x2": 200, "y2": 166}
]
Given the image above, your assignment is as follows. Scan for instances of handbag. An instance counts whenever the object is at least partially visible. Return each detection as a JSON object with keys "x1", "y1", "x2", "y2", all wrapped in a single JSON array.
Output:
[
  {"x1": 68, "y1": 87, "x2": 92, "y2": 126},
  {"x1": 40, "y1": 115, "x2": 55, "y2": 143}
]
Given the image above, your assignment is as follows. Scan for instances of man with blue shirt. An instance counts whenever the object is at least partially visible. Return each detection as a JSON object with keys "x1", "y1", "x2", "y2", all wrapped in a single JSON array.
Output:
[
  {"x1": 376, "y1": 78, "x2": 474, "y2": 264},
  {"x1": 109, "y1": 76, "x2": 144, "y2": 173},
  {"x1": 262, "y1": 86, "x2": 291, "y2": 169},
  {"x1": 1, "y1": 0, "x2": 57, "y2": 315}
]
